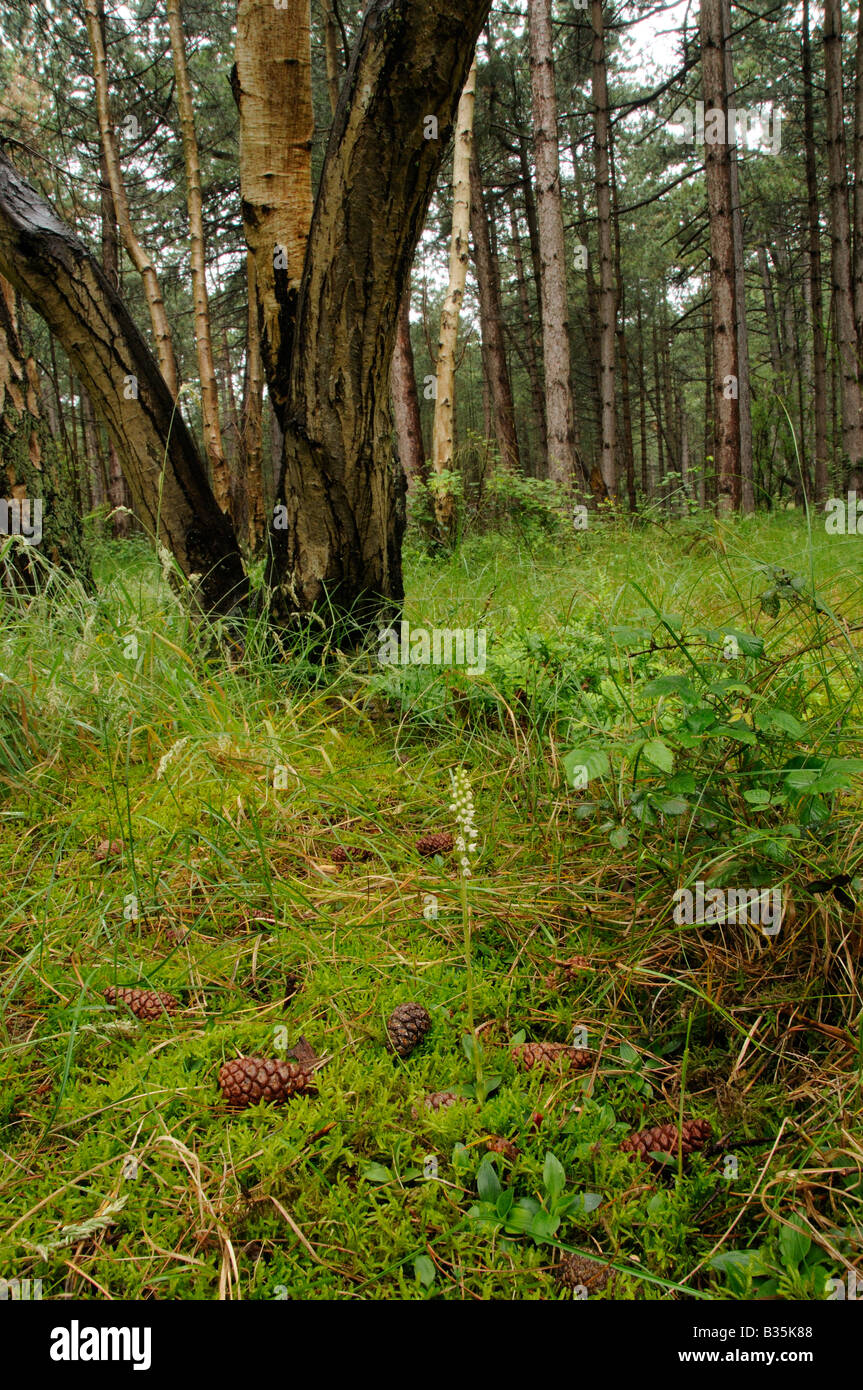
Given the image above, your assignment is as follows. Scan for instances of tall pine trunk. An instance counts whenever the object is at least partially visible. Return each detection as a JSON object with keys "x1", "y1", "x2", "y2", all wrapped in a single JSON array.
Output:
[
  {"x1": 469, "y1": 147, "x2": 520, "y2": 471},
  {"x1": 803, "y1": 0, "x2": 829, "y2": 503},
  {"x1": 528, "y1": 0, "x2": 579, "y2": 485},
  {"x1": 701, "y1": 0, "x2": 740, "y2": 513},
  {"x1": 823, "y1": 0, "x2": 863, "y2": 482},
  {"x1": 591, "y1": 0, "x2": 617, "y2": 496}
]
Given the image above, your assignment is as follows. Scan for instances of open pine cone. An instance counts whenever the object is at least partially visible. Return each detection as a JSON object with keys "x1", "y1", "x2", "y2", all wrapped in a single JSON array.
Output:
[
  {"x1": 104, "y1": 986, "x2": 179, "y2": 1021},
  {"x1": 415, "y1": 831, "x2": 454, "y2": 857},
  {"x1": 386, "y1": 1002, "x2": 432, "y2": 1057},
  {"x1": 556, "y1": 1253, "x2": 614, "y2": 1293},
  {"x1": 620, "y1": 1118, "x2": 713, "y2": 1165},
  {"x1": 218, "y1": 1056, "x2": 315, "y2": 1108},
  {"x1": 411, "y1": 1089, "x2": 460, "y2": 1118},
  {"x1": 511, "y1": 1041, "x2": 594, "y2": 1072}
]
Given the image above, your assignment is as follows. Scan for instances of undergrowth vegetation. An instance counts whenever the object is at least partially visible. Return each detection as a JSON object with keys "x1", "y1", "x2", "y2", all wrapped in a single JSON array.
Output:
[{"x1": 1, "y1": 511, "x2": 861, "y2": 1299}]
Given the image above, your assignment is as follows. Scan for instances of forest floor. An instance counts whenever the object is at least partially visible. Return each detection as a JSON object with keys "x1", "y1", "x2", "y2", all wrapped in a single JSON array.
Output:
[{"x1": 1, "y1": 511, "x2": 861, "y2": 1300}]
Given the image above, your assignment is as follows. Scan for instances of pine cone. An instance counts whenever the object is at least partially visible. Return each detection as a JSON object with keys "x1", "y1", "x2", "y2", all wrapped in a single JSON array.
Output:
[
  {"x1": 511, "y1": 1041, "x2": 594, "y2": 1072},
  {"x1": 386, "y1": 1002, "x2": 432, "y2": 1057},
  {"x1": 556, "y1": 1253, "x2": 614, "y2": 1293},
  {"x1": 330, "y1": 845, "x2": 373, "y2": 864},
  {"x1": 486, "y1": 1135, "x2": 519, "y2": 1161},
  {"x1": 620, "y1": 1118, "x2": 713, "y2": 1165},
  {"x1": 415, "y1": 831, "x2": 454, "y2": 857},
  {"x1": 104, "y1": 986, "x2": 179, "y2": 1021},
  {"x1": 218, "y1": 1056, "x2": 315, "y2": 1107}
]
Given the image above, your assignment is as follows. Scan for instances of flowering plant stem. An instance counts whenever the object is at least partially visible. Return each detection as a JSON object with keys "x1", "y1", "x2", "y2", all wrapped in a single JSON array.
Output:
[{"x1": 460, "y1": 874, "x2": 484, "y2": 1102}]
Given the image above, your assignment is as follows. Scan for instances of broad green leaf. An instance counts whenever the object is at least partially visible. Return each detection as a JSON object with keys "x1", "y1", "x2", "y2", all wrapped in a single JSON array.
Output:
[
  {"x1": 619, "y1": 1041, "x2": 640, "y2": 1065},
  {"x1": 476, "y1": 1155, "x2": 502, "y2": 1202},
  {"x1": 643, "y1": 739, "x2": 674, "y2": 774},
  {"x1": 779, "y1": 1219, "x2": 811, "y2": 1270},
  {"x1": 609, "y1": 825, "x2": 629, "y2": 849},
  {"x1": 413, "y1": 1254, "x2": 436, "y2": 1287},
  {"x1": 361, "y1": 1163, "x2": 392, "y2": 1183},
  {"x1": 581, "y1": 1192, "x2": 602, "y2": 1213},
  {"x1": 543, "y1": 1151, "x2": 566, "y2": 1199}
]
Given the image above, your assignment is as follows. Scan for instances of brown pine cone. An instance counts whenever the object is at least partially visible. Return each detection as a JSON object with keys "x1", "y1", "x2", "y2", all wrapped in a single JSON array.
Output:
[
  {"x1": 386, "y1": 1002, "x2": 432, "y2": 1057},
  {"x1": 556, "y1": 1253, "x2": 614, "y2": 1293},
  {"x1": 218, "y1": 1056, "x2": 315, "y2": 1107},
  {"x1": 486, "y1": 1135, "x2": 519, "y2": 1161},
  {"x1": 104, "y1": 986, "x2": 179, "y2": 1021},
  {"x1": 620, "y1": 1118, "x2": 713, "y2": 1165},
  {"x1": 330, "y1": 845, "x2": 373, "y2": 864},
  {"x1": 511, "y1": 1041, "x2": 594, "y2": 1072},
  {"x1": 415, "y1": 831, "x2": 454, "y2": 857}
]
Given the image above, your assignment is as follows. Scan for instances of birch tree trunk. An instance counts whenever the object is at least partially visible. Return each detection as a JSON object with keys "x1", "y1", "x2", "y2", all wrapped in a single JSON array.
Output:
[
  {"x1": 823, "y1": 0, "x2": 863, "y2": 481},
  {"x1": 528, "y1": 0, "x2": 579, "y2": 485},
  {"x1": 83, "y1": 0, "x2": 178, "y2": 398},
  {"x1": 234, "y1": 0, "x2": 314, "y2": 425},
  {"x1": 432, "y1": 58, "x2": 477, "y2": 531},
  {"x1": 591, "y1": 0, "x2": 617, "y2": 496},
  {"x1": 700, "y1": 0, "x2": 740, "y2": 513},
  {"x1": 166, "y1": 0, "x2": 229, "y2": 513}
]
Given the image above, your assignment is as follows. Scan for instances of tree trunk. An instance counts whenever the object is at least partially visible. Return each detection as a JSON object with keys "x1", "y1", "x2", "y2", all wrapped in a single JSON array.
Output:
[
  {"x1": 391, "y1": 276, "x2": 427, "y2": 491},
  {"x1": 591, "y1": 0, "x2": 617, "y2": 496},
  {"x1": 758, "y1": 245, "x2": 783, "y2": 377},
  {"x1": 721, "y1": 0, "x2": 753, "y2": 513},
  {"x1": 853, "y1": 0, "x2": 863, "y2": 349},
  {"x1": 508, "y1": 192, "x2": 547, "y2": 470},
  {"x1": 636, "y1": 291, "x2": 648, "y2": 500},
  {"x1": 166, "y1": 0, "x2": 230, "y2": 513},
  {"x1": 319, "y1": 0, "x2": 342, "y2": 117},
  {"x1": 234, "y1": 0, "x2": 314, "y2": 424},
  {"x1": 432, "y1": 58, "x2": 477, "y2": 530},
  {"x1": 469, "y1": 148, "x2": 519, "y2": 471},
  {"x1": 700, "y1": 0, "x2": 740, "y2": 513},
  {"x1": 0, "y1": 157, "x2": 246, "y2": 613},
  {"x1": 267, "y1": 0, "x2": 492, "y2": 622},
  {"x1": 83, "y1": 0, "x2": 178, "y2": 397},
  {"x1": 239, "y1": 252, "x2": 267, "y2": 552},
  {"x1": 0, "y1": 274, "x2": 90, "y2": 580},
  {"x1": 802, "y1": 0, "x2": 829, "y2": 503},
  {"x1": 823, "y1": 0, "x2": 863, "y2": 481},
  {"x1": 528, "y1": 0, "x2": 579, "y2": 485}
]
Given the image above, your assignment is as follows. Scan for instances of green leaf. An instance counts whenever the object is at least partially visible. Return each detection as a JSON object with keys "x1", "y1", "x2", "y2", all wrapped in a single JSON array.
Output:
[
  {"x1": 658, "y1": 796, "x2": 689, "y2": 815},
  {"x1": 743, "y1": 788, "x2": 771, "y2": 806},
  {"x1": 542, "y1": 1151, "x2": 566, "y2": 1200},
  {"x1": 496, "y1": 1189, "x2": 514, "y2": 1218},
  {"x1": 563, "y1": 748, "x2": 610, "y2": 788},
  {"x1": 510, "y1": 1028, "x2": 527, "y2": 1047},
  {"x1": 643, "y1": 675, "x2": 698, "y2": 702},
  {"x1": 619, "y1": 1041, "x2": 640, "y2": 1065},
  {"x1": 451, "y1": 1143, "x2": 471, "y2": 1173},
  {"x1": 642, "y1": 739, "x2": 674, "y2": 774},
  {"x1": 503, "y1": 1205, "x2": 535, "y2": 1234},
  {"x1": 609, "y1": 825, "x2": 629, "y2": 849},
  {"x1": 755, "y1": 708, "x2": 805, "y2": 738},
  {"x1": 580, "y1": 1192, "x2": 602, "y2": 1213},
  {"x1": 361, "y1": 1163, "x2": 392, "y2": 1183},
  {"x1": 528, "y1": 1210, "x2": 560, "y2": 1241},
  {"x1": 476, "y1": 1155, "x2": 502, "y2": 1202},
  {"x1": 779, "y1": 1218, "x2": 811, "y2": 1270},
  {"x1": 413, "y1": 1254, "x2": 436, "y2": 1287}
]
